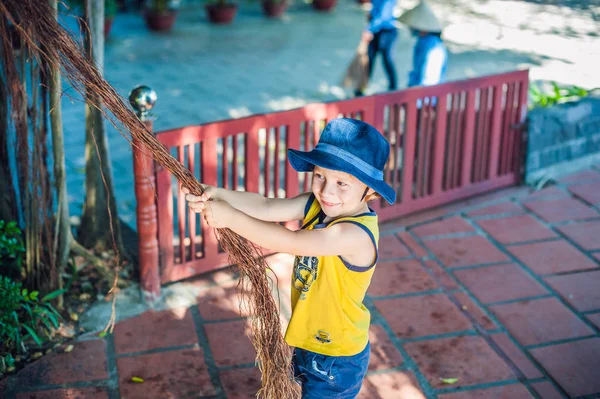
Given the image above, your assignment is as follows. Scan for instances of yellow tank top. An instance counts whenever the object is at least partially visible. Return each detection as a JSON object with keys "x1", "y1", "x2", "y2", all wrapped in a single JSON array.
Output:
[{"x1": 284, "y1": 194, "x2": 379, "y2": 356}]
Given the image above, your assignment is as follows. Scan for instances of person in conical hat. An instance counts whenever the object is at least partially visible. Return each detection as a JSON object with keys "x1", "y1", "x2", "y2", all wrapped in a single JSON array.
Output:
[{"x1": 398, "y1": 1, "x2": 448, "y2": 87}]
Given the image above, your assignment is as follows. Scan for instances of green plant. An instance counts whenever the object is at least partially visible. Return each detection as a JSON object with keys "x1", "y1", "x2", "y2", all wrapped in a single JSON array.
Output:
[
  {"x1": 0, "y1": 276, "x2": 64, "y2": 354},
  {"x1": 146, "y1": 0, "x2": 181, "y2": 13},
  {"x1": 67, "y1": 0, "x2": 118, "y2": 18},
  {"x1": 0, "y1": 220, "x2": 25, "y2": 279},
  {"x1": 529, "y1": 81, "x2": 594, "y2": 109}
]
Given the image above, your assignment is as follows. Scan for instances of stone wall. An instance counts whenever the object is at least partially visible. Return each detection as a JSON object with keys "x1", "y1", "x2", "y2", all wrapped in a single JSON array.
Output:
[{"x1": 525, "y1": 97, "x2": 600, "y2": 184}]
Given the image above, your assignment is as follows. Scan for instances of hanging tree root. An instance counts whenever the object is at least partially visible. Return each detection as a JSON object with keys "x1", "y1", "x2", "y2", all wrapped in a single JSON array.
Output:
[{"x1": 0, "y1": 1, "x2": 301, "y2": 397}]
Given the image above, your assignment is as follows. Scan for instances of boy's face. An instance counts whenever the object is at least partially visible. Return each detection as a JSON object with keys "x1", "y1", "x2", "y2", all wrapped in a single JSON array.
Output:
[{"x1": 311, "y1": 166, "x2": 371, "y2": 219}]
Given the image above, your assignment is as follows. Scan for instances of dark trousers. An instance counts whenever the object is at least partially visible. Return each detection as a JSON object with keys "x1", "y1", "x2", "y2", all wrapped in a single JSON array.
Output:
[{"x1": 368, "y1": 28, "x2": 398, "y2": 91}]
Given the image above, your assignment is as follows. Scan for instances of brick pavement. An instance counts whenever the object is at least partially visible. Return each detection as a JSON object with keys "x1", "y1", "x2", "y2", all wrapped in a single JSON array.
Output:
[{"x1": 3, "y1": 166, "x2": 600, "y2": 398}]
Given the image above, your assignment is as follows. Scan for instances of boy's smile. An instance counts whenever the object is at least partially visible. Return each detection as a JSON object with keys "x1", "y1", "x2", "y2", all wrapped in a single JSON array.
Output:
[{"x1": 312, "y1": 166, "x2": 371, "y2": 220}]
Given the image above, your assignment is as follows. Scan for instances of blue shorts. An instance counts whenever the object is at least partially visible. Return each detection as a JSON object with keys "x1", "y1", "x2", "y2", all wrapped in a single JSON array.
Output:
[{"x1": 292, "y1": 342, "x2": 370, "y2": 399}]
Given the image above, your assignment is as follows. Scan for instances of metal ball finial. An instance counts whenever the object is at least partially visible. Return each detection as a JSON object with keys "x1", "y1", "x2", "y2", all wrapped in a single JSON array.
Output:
[{"x1": 129, "y1": 85, "x2": 157, "y2": 121}]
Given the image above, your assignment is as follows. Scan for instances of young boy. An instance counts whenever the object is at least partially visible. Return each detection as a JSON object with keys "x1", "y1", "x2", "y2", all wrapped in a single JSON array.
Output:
[{"x1": 185, "y1": 118, "x2": 396, "y2": 398}]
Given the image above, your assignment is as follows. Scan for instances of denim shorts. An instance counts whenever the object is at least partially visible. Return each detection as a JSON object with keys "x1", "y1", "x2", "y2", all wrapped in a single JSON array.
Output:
[{"x1": 292, "y1": 342, "x2": 370, "y2": 399}]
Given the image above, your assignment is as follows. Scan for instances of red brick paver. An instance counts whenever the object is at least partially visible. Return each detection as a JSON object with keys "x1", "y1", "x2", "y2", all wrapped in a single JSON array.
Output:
[
  {"x1": 530, "y1": 337, "x2": 600, "y2": 397},
  {"x1": 6, "y1": 168, "x2": 600, "y2": 399}
]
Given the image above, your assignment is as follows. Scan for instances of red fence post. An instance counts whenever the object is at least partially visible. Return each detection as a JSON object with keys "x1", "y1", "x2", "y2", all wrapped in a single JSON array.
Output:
[{"x1": 129, "y1": 86, "x2": 161, "y2": 305}]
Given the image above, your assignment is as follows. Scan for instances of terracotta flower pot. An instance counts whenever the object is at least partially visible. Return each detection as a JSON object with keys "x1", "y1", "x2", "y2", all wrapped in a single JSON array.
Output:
[
  {"x1": 312, "y1": 0, "x2": 336, "y2": 11},
  {"x1": 261, "y1": 0, "x2": 287, "y2": 18},
  {"x1": 104, "y1": 17, "x2": 114, "y2": 37},
  {"x1": 205, "y1": 3, "x2": 238, "y2": 24},
  {"x1": 143, "y1": 10, "x2": 178, "y2": 32}
]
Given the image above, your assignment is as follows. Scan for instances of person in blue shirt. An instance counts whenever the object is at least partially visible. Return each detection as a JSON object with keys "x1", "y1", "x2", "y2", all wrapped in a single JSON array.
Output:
[
  {"x1": 398, "y1": 1, "x2": 447, "y2": 87},
  {"x1": 355, "y1": 0, "x2": 398, "y2": 97}
]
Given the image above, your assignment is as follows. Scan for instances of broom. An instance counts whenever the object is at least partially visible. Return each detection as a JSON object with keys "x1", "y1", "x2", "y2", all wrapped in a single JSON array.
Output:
[{"x1": 342, "y1": 40, "x2": 369, "y2": 93}]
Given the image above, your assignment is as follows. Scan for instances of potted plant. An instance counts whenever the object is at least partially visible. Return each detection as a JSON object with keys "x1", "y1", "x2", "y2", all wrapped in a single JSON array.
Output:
[
  {"x1": 205, "y1": 0, "x2": 238, "y2": 24},
  {"x1": 312, "y1": 0, "x2": 336, "y2": 12},
  {"x1": 68, "y1": 0, "x2": 118, "y2": 38},
  {"x1": 261, "y1": 0, "x2": 288, "y2": 18},
  {"x1": 144, "y1": 0, "x2": 180, "y2": 32}
]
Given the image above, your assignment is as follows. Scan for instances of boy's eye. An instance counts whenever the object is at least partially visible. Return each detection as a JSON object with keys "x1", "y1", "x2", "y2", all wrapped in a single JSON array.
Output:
[
  {"x1": 337, "y1": 181, "x2": 348, "y2": 187},
  {"x1": 314, "y1": 173, "x2": 324, "y2": 180}
]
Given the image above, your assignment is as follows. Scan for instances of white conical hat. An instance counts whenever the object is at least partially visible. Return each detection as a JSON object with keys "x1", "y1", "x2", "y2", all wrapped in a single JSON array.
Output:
[{"x1": 398, "y1": 1, "x2": 443, "y2": 33}]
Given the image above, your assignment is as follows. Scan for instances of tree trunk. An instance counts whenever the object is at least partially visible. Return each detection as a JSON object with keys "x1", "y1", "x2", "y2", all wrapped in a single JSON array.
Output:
[
  {"x1": 78, "y1": 0, "x2": 124, "y2": 255},
  {"x1": 48, "y1": 0, "x2": 71, "y2": 307},
  {"x1": 0, "y1": 61, "x2": 17, "y2": 225}
]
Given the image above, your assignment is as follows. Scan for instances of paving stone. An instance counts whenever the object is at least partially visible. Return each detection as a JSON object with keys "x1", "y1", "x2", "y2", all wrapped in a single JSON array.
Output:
[
  {"x1": 558, "y1": 169, "x2": 600, "y2": 184},
  {"x1": 15, "y1": 387, "x2": 109, "y2": 399},
  {"x1": 530, "y1": 337, "x2": 600, "y2": 397},
  {"x1": 9, "y1": 340, "x2": 107, "y2": 387},
  {"x1": 358, "y1": 370, "x2": 423, "y2": 399},
  {"x1": 404, "y1": 335, "x2": 515, "y2": 389},
  {"x1": 557, "y1": 220, "x2": 600, "y2": 250},
  {"x1": 368, "y1": 324, "x2": 404, "y2": 371},
  {"x1": 545, "y1": 270, "x2": 600, "y2": 312},
  {"x1": 568, "y1": 181, "x2": 600, "y2": 205},
  {"x1": 587, "y1": 312, "x2": 600, "y2": 329},
  {"x1": 522, "y1": 185, "x2": 570, "y2": 201},
  {"x1": 522, "y1": 197, "x2": 599, "y2": 223},
  {"x1": 437, "y1": 384, "x2": 533, "y2": 399},
  {"x1": 368, "y1": 260, "x2": 438, "y2": 297},
  {"x1": 508, "y1": 240, "x2": 598, "y2": 275},
  {"x1": 396, "y1": 232, "x2": 429, "y2": 258},
  {"x1": 378, "y1": 235, "x2": 412, "y2": 259},
  {"x1": 197, "y1": 283, "x2": 249, "y2": 321},
  {"x1": 117, "y1": 347, "x2": 215, "y2": 398},
  {"x1": 467, "y1": 201, "x2": 525, "y2": 217},
  {"x1": 113, "y1": 309, "x2": 197, "y2": 354},
  {"x1": 530, "y1": 381, "x2": 564, "y2": 399},
  {"x1": 204, "y1": 320, "x2": 256, "y2": 367},
  {"x1": 453, "y1": 292, "x2": 497, "y2": 330},
  {"x1": 411, "y1": 216, "x2": 475, "y2": 237},
  {"x1": 489, "y1": 298, "x2": 594, "y2": 346},
  {"x1": 219, "y1": 366, "x2": 262, "y2": 399},
  {"x1": 423, "y1": 259, "x2": 460, "y2": 290},
  {"x1": 476, "y1": 214, "x2": 557, "y2": 244},
  {"x1": 374, "y1": 294, "x2": 472, "y2": 339},
  {"x1": 489, "y1": 334, "x2": 543, "y2": 379},
  {"x1": 454, "y1": 263, "x2": 547, "y2": 304},
  {"x1": 424, "y1": 236, "x2": 509, "y2": 268}
]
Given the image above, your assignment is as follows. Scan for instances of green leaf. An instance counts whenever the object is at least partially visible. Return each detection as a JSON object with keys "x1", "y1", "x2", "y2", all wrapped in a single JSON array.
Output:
[
  {"x1": 39, "y1": 307, "x2": 60, "y2": 328},
  {"x1": 131, "y1": 376, "x2": 145, "y2": 383},
  {"x1": 440, "y1": 377, "x2": 459, "y2": 385},
  {"x1": 98, "y1": 331, "x2": 108, "y2": 338},
  {"x1": 30, "y1": 291, "x2": 39, "y2": 301},
  {"x1": 41, "y1": 288, "x2": 67, "y2": 303},
  {"x1": 22, "y1": 288, "x2": 28, "y2": 298},
  {"x1": 21, "y1": 324, "x2": 43, "y2": 347}
]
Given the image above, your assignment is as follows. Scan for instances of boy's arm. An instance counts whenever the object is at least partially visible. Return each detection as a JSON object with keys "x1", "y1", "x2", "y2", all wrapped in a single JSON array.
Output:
[
  {"x1": 185, "y1": 186, "x2": 311, "y2": 222},
  {"x1": 205, "y1": 200, "x2": 375, "y2": 263}
]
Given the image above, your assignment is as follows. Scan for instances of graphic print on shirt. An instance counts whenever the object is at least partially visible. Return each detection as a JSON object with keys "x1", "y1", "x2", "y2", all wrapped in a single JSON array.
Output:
[{"x1": 292, "y1": 255, "x2": 319, "y2": 300}]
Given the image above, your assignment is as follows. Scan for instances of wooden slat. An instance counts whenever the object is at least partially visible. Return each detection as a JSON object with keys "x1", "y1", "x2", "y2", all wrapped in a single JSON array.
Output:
[
  {"x1": 232, "y1": 134, "x2": 239, "y2": 190},
  {"x1": 401, "y1": 102, "x2": 418, "y2": 203},
  {"x1": 187, "y1": 145, "x2": 196, "y2": 260},
  {"x1": 264, "y1": 129, "x2": 271, "y2": 197},
  {"x1": 487, "y1": 84, "x2": 504, "y2": 178},
  {"x1": 461, "y1": 90, "x2": 477, "y2": 187},
  {"x1": 202, "y1": 136, "x2": 219, "y2": 263},
  {"x1": 274, "y1": 126, "x2": 281, "y2": 198},
  {"x1": 285, "y1": 123, "x2": 300, "y2": 198},
  {"x1": 500, "y1": 83, "x2": 515, "y2": 175},
  {"x1": 177, "y1": 146, "x2": 186, "y2": 264},
  {"x1": 431, "y1": 95, "x2": 447, "y2": 195}
]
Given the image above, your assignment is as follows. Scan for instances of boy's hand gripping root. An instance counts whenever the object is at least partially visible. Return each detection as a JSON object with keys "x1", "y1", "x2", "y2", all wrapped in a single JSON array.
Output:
[{"x1": 182, "y1": 186, "x2": 235, "y2": 229}]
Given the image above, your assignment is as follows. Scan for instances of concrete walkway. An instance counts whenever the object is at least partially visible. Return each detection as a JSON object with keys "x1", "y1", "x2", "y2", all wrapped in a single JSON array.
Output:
[
  {"x1": 58, "y1": 0, "x2": 600, "y2": 228},
  {"x1": 3, "y1": 166, "x2": 600, "y2": 398}
]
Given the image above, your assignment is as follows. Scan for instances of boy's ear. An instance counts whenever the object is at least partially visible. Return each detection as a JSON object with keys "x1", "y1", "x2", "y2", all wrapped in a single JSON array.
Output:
[{"x1": 364, "y1": 190, "x2": 381, "y2": 202}]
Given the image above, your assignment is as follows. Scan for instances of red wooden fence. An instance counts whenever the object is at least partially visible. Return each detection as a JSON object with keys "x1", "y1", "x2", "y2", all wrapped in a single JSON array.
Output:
[{"x1": 133, "y1": 70, "x2": 529, "y2": 298}]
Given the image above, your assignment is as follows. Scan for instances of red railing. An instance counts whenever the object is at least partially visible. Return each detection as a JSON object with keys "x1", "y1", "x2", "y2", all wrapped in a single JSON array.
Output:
[{"x1": 134, "y1": 70, "x2": 529, "y2": 298}]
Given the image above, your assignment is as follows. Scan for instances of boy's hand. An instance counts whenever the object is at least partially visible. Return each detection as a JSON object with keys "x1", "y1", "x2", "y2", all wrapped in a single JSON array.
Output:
[
  {"x1": 200, "y1": 199, "x2": 236, "y2": 229},
  {"x1": 182, "y1": 185, "x2": 217, "y2": 210}
]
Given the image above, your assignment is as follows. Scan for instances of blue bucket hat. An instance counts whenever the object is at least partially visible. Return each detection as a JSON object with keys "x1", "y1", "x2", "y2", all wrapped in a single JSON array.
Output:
[{"x1": 287, "y1": 118, "x2": 396, "y2": 204}]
